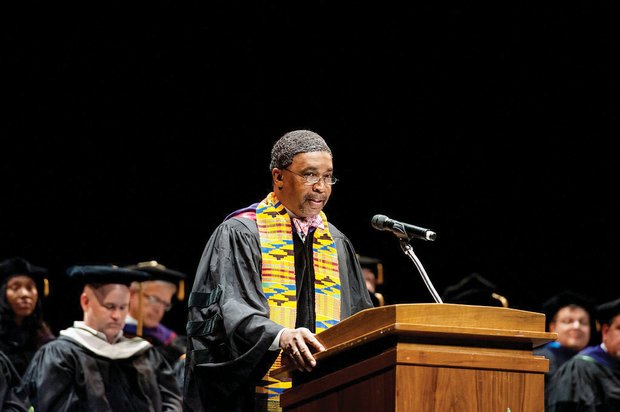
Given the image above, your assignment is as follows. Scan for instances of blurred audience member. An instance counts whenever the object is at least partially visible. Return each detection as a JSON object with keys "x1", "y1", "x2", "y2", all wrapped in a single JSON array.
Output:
[
  {"x1": 545, "y1": 297, "x2": 620, "y2": 411},
  {"x1": 533, "y1": 290, "x2": 595, "y2": 385},
  {"x1": 358, "y1": 255, "x2": 385, "y2": 306},
  {"x1": 123, "y1": 260, "x2": 188, "y2": 367},
  {"x1": 0, "y1": 257, "x2": 55, "y2": 375},
  {"x1": 18, "y1": 265, "x2": 182, "y2": 411},
  {"x1": 442, "y1": 272, "x2": 509, "y2": 307},
  {"x1": 0, "y1": 350, "x2": 29, "y2": 411}
]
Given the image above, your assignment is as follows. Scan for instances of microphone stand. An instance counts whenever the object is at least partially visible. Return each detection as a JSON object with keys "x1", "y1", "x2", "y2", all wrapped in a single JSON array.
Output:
[{"x1": 399, "y1": 238, "x2": 443, "y2": 303}]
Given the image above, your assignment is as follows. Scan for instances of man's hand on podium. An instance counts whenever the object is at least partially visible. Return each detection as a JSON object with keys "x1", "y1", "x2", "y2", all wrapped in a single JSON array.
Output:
[{"x1": 280, "y1": 327, "x2": 326, "y2": 372}]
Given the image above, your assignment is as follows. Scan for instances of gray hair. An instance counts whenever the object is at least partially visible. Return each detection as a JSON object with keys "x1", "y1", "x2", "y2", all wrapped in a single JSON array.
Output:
[{"x1": 269, "y1": 130, "x2": 332, "y2": 170}]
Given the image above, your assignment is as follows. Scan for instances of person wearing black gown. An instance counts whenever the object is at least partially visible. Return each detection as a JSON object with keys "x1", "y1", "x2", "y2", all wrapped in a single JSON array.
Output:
[
  {"x1": 183, "y1": 130, "x2": 373, "y2": 411},
  {"x1": 545, "y1": 296, "x2": 620, "y2": 411},
  {"x1": 0, "y1": 257, "x2": 55, "y2": 376},
  {"x1": 533, "y1": 290, "x2": 595, "y2": 386},
  {"x1": 17, "y1": 265, "x2": 182, "y2": 411},
  {"x1": 0, "y1": 350, "x2": 29, "y2": 412}
]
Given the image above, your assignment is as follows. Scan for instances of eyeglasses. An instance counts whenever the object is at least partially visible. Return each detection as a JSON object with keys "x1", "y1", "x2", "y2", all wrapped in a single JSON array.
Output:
[
  {"x1": 283, "y1": 169, "x2": 338, "y2": 186},
  {"x1": 143, "y1": 293, "x2": 172, "y2": 311}
]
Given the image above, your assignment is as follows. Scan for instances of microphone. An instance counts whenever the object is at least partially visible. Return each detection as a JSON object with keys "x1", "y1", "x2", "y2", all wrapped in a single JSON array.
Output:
[{"x1": 371, "y1": 214, "x2": 437, "y2": 241}]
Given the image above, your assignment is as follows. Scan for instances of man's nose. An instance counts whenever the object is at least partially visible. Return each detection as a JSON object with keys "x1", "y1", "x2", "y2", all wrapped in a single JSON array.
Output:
[
  {"x1": 110, "y1": 309, "x2": 123, "y2": 319},
  {"x1": 312, "y1": 179, "x2": 327, "y2": 191}
]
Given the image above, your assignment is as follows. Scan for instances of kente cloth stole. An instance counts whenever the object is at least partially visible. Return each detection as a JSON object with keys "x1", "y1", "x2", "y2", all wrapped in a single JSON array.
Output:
[{"x1": 255, "y1": 192, "x2": 341, "y2": 411}]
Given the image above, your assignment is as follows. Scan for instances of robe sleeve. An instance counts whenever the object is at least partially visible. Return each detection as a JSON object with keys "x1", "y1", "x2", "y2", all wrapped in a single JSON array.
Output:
[
  {"x1": 184, "y1": 218, "x2": 283, "y2": 411},
  {"x1": 0, "y1": 351, "x2": 29, "y2": 412}
]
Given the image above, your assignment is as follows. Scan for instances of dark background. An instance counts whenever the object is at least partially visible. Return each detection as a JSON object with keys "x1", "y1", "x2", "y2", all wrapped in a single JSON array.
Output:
[{"x1": 2, "y1": 3, "x2": 619, "y2": 335}]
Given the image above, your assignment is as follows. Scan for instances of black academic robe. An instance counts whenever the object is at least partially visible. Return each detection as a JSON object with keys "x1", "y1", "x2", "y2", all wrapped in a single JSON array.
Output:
[
  {"x1": 533, "y1": 341, "x2": 579, "y2": 386},
  {"x1": 0, "y1": 351, "x2": 29, "y2": 412},
  {"x1": 184, "y1": 216, "x2": 373, "y2": 412},
  {"x1": 0, "y1": 319, "x2": 56, "y2": 376},
  {"x1": 123, "y1": 322, "x2": 188, "y2": 368},
  {"x1": 18, "y1": 335, "x2": 182, "y2": 412},
  {"x1": 545, "y1": 345, "x2": 620, "y2": 411}
]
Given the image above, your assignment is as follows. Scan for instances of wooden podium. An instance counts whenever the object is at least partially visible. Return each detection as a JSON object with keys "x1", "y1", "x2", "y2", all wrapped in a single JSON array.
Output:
[{"x1": 273, "y1": 303, "x2": 556, "y2": 412}]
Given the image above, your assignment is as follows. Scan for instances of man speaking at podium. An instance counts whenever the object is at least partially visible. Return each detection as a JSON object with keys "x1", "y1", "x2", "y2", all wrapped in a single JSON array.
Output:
[{"x1": 183, "y1": 130, "x2": 373, "y2": 411}]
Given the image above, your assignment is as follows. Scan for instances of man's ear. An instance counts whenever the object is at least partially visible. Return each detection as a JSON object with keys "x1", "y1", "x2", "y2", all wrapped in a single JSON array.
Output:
[
  {"x1": 275, "y1": 171, "x2": 284, "y2": 190},
  {"x1": 272, "y1": 169, "x2": 283, "y2": 183},
  {"x1": 80, "y1": 292, "x2": 89, "y2": 312}
]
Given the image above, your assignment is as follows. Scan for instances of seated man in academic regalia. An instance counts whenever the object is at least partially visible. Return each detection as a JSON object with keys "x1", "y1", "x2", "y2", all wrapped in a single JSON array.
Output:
[
  {"x1": 16, "y1": 265, "x2": 182, "y2": 412},
  {"x1": 533, "y1": 290, "x2": 595, "y2": 386},
  {"x1": 123, "y1": 260, "x2": 187, "y2": 368},
  {"x1": 545, "y1": 296, "x2": 620, "y2": 411}
]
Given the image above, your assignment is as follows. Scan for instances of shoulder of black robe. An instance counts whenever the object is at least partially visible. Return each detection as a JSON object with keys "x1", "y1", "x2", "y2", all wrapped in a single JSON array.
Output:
[
  {"x1": 533, "y1": 342, "x2": 579, "y2": 385},
  {"x1": 0, "y1": 351, "x2": 30, "y2": 412},
  {"x1": 545, "y1": 353, "x2": 620, "y2": 411},
  {"x1": 184, "y1": 217, "x2": 373, "y2": 411},
  {"x1": 18, "y1": 335, "x2": 182, "y2": 412},
  {"x1": 19, "y1": 336, "x2": 108, "y2": 411}
]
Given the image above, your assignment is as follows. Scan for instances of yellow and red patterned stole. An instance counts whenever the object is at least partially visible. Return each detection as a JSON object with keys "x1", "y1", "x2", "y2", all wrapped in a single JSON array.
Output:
[{"x1": 255, "y1": 192, "x2": 341, "y2": 411}]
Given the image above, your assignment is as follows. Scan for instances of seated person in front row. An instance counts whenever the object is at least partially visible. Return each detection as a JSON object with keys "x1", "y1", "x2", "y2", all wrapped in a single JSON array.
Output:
[{"x1": 16, "y1": 265, "x2": 182, "y2": 412}]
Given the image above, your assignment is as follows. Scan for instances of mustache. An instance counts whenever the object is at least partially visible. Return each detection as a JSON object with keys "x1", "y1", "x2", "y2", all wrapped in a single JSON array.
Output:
[{"x1": 305, "y1": 196, "x2": 325, "y2": 202}]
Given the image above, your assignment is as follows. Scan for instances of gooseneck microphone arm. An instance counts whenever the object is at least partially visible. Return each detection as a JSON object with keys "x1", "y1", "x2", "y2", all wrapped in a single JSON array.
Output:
[
  {"x1": 371, "y1": 214, "x2": 443, "y2": 303},
  {"x1": 399, "y1": 239, "x2": 443, "y2": 303}
]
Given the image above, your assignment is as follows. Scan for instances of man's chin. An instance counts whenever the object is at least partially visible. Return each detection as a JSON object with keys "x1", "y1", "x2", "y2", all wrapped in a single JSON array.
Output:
[{"x1": 106, "y1": 327, "x2": 122, "y2": 336}]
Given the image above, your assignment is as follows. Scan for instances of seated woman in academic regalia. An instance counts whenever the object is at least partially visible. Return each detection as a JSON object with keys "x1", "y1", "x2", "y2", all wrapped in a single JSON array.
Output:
[{"x1": 0, "y1": 257, "x2": 55, "y2": 376}]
